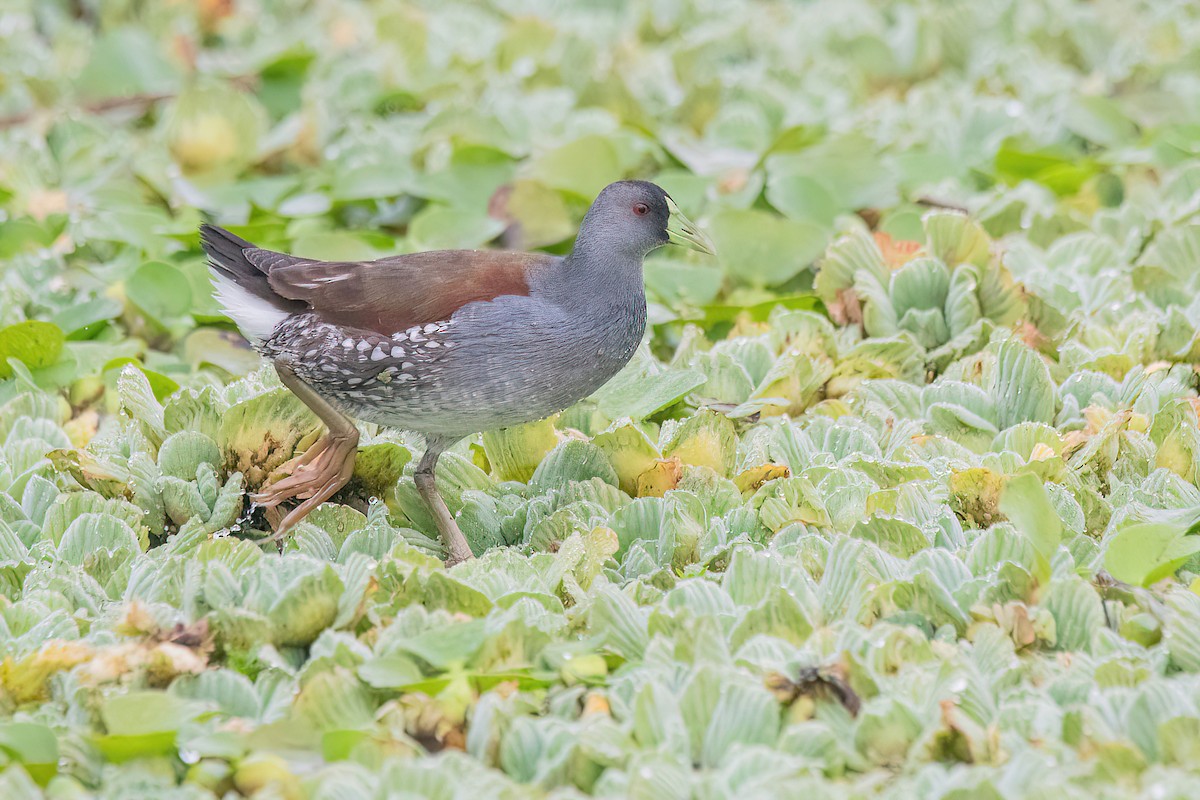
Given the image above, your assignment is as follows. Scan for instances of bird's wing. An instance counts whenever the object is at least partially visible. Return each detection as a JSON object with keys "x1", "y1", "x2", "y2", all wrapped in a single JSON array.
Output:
[{"x1": 244, "y1": 248, "x2": 557, "y2": 333}]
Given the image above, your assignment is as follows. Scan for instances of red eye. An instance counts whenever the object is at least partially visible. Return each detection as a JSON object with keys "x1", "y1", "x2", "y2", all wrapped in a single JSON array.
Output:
[{"x1": 633, "y1": 203, "x2": 649, "y2": 216}]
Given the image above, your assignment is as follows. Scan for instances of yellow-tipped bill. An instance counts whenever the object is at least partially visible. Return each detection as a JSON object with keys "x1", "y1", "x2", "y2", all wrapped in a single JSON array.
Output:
[{"x1": 665, "y1": 197, "x2": 715, "y2": 255}]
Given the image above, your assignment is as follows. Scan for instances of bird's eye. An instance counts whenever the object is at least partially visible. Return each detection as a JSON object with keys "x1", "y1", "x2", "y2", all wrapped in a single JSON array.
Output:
[{"x1": 633, "y1": 203, "x2": 649, "y2": 216}]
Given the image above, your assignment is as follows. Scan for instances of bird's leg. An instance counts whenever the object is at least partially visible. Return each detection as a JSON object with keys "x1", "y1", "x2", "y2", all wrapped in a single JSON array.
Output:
[
  {"x1": 413, "y1": 439, "x2": 474, "y2": 567},
  {"x1": 252, "y1": 361, "x2": 360, "y2": 540}
]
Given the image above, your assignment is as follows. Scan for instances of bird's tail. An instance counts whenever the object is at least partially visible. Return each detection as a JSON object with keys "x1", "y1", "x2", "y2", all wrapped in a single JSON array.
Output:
[{"x1": 200, "y1": 223, "x2": 300, "y2": 344}]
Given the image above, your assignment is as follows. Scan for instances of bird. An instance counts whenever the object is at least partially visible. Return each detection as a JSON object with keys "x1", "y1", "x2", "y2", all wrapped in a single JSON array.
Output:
[{"x1": 200, "y1": 180, "x2": 713, "y2": 565}]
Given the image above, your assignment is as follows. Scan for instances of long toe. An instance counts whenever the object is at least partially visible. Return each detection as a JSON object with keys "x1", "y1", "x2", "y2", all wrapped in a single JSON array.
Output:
[
  {"x1": 253, "y1": 441, "x2": 342, "y2": 506},
  {"x1": 264, "y1": 436, "x2": 359, "y2": 541},
  {"x1": 275, "y1": 436, "x2": 333, "y2": 476},
  {"x1": 252, "y1": 473, "x2": 320, "y2": 507},
  {"x1": 270, "y1": 486, "x2": 335, "y2": 540},
  {"x1": 251, "y1": 486, "x2": 290, "y2": 508}
]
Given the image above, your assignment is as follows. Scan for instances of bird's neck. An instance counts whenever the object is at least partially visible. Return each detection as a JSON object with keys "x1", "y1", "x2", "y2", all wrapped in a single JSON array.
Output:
[
  {"x1": 557, "y1": 248, "x2": 647, "y2": 313},
  {"x1": 531, "y1": 248, "x2": 647, "y2": 363}
]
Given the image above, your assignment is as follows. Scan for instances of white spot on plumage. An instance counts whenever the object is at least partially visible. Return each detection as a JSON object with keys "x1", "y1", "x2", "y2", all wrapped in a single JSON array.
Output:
[
  {"x1": 356, "y1": 340, "x2": 371, "y2": 352},
  {"x1": 390, "y1": 346, "x2": 405, "y2": 358},
  {"x1": 393, "y1": 332, "x2": 407, "y2": 342},
  {"x1": 401, "y1": 362, "x2": 415, "y2": 370},
  {"x1": 426, "y1": 341, "x2": 440, "y2": 348},
  {"x1": 348, "y1": 377, "x2": 362, "y2": 385},
  {"x1": 423, "y1": 323, "x2": 439, "y2": 334},
  {"x1": 370, "y1": 345, "x2": 388, "y2": 361}
]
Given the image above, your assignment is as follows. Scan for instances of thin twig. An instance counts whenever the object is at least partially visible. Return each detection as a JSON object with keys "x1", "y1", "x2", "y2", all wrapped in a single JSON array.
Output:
[
  {"x1": 0, "y1": 76, "x2": 257, "y2": 131},
  {"x1": 0, "y1": 92, "x2": 172, "y2": 130},
  {"x1": 914, "y1": 195, "x2": 969, "y2": 214}
]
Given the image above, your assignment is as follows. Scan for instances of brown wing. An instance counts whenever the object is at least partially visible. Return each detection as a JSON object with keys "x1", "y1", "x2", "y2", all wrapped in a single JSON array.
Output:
[{"x1": 245, "y1": 248, "x2": 554, "y2": 333}]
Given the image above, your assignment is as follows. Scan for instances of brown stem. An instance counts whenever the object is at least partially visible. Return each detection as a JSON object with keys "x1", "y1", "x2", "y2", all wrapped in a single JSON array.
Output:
[
  {"x1": 914, "y1": 195, "x2": 969, "y2": 214},
  {"x1": 0, "y1": 75, "x2": 258, "y2": 130}
]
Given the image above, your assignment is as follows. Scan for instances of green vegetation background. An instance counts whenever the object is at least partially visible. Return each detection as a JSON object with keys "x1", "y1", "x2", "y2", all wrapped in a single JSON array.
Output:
[{"x1": 3, "y1": 0, "x2": 1200, "y2": 797}]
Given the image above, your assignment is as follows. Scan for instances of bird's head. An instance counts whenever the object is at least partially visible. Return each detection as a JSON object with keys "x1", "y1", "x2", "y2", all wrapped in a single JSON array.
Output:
[{"x1": 578, "y1": 180, "x2": 713, "y2": 260}]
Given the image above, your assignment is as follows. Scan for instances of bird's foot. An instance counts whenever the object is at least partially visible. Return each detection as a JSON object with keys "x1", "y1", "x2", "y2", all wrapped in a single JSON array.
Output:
[
  {"x1": 253, "y1": 434, "x2": 359, "y2": 541},
  {"x1": 253, "y1": 435, "x2": 335, "y2": 506}
]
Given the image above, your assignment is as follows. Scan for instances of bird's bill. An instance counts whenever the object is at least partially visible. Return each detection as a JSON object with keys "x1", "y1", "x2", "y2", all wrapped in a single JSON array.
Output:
[{"x1": 665, "y1": 197, "x2": 715, "y2": 255}]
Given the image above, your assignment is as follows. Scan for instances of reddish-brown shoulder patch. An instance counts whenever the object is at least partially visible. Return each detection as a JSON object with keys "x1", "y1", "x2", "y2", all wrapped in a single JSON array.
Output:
[{"x1": 264, "y1": 250, "x2": 548, "y2": 333}]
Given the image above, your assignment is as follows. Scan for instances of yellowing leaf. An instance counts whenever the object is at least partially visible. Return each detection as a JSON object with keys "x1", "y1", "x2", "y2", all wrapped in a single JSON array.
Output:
[
  {"x1": 0, "y1": 641, "x2": 93, "y2": 704},
  {"x1": 635, "y1": 458, "x2": 684, "y2": 497}
]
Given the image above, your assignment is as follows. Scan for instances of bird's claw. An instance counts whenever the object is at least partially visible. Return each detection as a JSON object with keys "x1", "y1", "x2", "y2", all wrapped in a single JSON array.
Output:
[{"x1": 251, "y1": 434, "x2": 358, "y2": 541}]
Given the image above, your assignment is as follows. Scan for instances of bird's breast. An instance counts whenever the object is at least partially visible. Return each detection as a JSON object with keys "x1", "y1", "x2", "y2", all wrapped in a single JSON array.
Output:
[{"x1": 268, "y1": 292, "x2": 647, "y2": 435}]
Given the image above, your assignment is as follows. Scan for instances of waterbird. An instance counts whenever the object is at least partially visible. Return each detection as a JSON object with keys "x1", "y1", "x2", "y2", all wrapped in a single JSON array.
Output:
[{"x1": 201, "y1": 180, "x2": 713, "y2": 565}]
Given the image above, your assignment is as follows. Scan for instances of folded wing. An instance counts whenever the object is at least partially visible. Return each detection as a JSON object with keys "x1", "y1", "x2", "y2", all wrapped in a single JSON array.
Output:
[{"x1": 202, "y1": 223, "x2": 554, "y2": 335}]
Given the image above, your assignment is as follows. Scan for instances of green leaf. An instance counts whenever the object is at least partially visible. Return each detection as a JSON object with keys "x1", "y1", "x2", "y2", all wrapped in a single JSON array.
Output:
[
  {"x1": 994, "y1": 139, "x2": 1098, "y2": 196},
  {"x1": 220, "y1": 387, "x2": 320, "y2": 487},
  {"x1": 530, "y1": 135, "x2": 622, "y2": 199},
  {"x1": 765, "y1": 174, "x2": 837, "y2": 226},
  {"x1": 924, "y1": 211, "x2": 991, "y2": 268},
  {"x1": 483, "y1": 418, "x2": 560, "y2": 483},
  {"x1": 358, "y1": 655, "x2": 424, "y2": 689},
  {"x1": 163, "y1": 80, "x2": 266, "y2": 175},
  {"x1": 1105, "y1": 522, "x2": 1200, "y2": 588},
  {"x1": 661, "y1": 409, "x2": 737, "y2": 477},
  {"x1": 991, "y1": 340, "x2": 1056, "y2": 429},
  {"x1": 0, "y1": 322, "x2": 65, "y2": 379},
  {"x1": 76, "y1": 28, "x2": 180, "y2": 100},
  {"x1": 183, "y1": 329, "x2": 262, "y2": 375},
  {"x1": 268, "y1": 565, "x2": 344, "y2": 646},
  {"x1": 393, "y1": 619, "x2": 487, "y2": 670},
  {"x1": 592, "y1": 421, "x2": 661, "y2": 496},
  {"x1": 352, "y1": 441, "x2": 412, "y2": 499},
  {"x1": 591, "y1": 358, "x2": 707, "y2": 421},
  {"x1": 408, "y1": 205, "x2": 505, "y2": 250},
  {"x1": 321, "y1": 729, "x2": 370, "y2": 762},
  {"x1": 497, "y1": 179, "x2": 577, "y2": 247},
  {"x1": 851, "y1": 516, "x2": 931, "y2": 558},
  {"x1": 530, "y1": 440, "x2": 618, "y2": 489},
  {"x1": 889, "y1": 257, "x2": 951, "y2": 318},
  {"x1": 708, "y1": 209, "x2": 827, "y2": 287},
  {"x1": 94, "y1": 691, "x2": 203, "y2": 762},
  {"x1": 51, "y1": 297, "x2": 122, "y2": 339},
  {"x1": 125, "y1": 262, "x2": 194, "y2": 324},
  {"x1": 0, "y1": 723, "x2": 57, "y2": 785},
  {"x1": 998, "y1": 473, "x2": 1061, "y2": 584},
  {"x1": 766, "y1": 133, "x2": 898, "y2": 211},
  {"x1": 105, "y1": 358, "x2": 180, "y2": 402},
  {"x1": 158, "y1": 430, "x2": 221, "y2": 479},
  {"x1": 1041, "y1": 576, "x2": 1104, "y2": 652}
]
